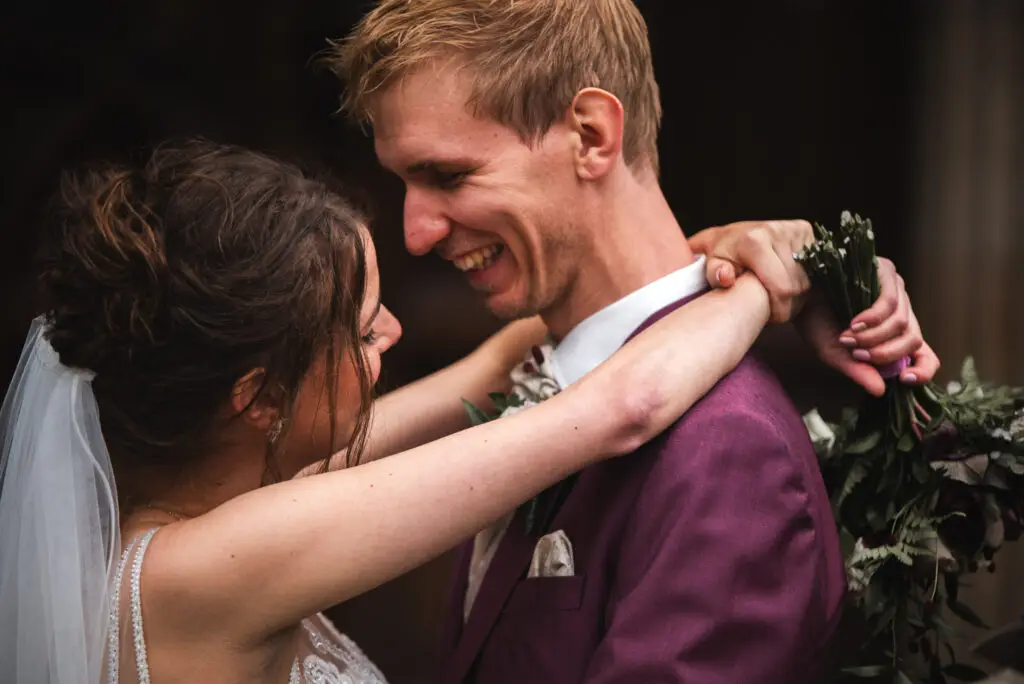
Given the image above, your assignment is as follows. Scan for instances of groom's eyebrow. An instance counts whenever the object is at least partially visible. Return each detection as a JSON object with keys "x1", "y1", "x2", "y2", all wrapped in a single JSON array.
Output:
[
  {"x1": 406, "y1": 157, "x2": 475, "y2": 175},
  {"x1": 406, "y1": 160, "x2": 437, "y2": 175}
]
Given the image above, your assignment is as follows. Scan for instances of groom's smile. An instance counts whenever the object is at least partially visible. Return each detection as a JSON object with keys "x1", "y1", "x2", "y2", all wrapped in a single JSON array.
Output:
[
  {"x1": 369, "y1": 66, "x2": 590, "y2": 325},
  {"x1": 452, "y1": 244, "x2": 502, "y2": 273},
  {"x1": 450, "y1": 244, "x2": 509, "y2": 292}
]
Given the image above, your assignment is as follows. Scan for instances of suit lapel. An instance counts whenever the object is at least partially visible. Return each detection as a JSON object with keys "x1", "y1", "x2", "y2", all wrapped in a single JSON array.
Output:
[
  {"x1": 442, "y1": 289, "x2": 707, "y2": 683},
  {"x1": 443, "y1": 486, "x2": 564, "y2": 683}
]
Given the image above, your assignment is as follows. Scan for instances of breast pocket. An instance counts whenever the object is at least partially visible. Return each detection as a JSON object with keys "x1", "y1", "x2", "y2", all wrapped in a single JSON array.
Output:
[
  {"x1": 480, "y1": 574, "x2": 595, "y2": 683},
  {"x1": 502, "y1": 573, "x2": 587, "y2": 613}
]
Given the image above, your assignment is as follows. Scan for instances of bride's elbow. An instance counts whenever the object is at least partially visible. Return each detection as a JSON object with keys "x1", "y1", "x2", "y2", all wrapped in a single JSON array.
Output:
[{"x1": 607, "y1": 379, "x2": 668, "y2": 455}]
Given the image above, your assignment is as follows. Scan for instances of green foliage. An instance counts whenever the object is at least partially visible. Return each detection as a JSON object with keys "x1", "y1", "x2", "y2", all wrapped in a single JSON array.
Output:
[{"x1": 800, "y1": 212, "x2": 1024, "y2": 683}]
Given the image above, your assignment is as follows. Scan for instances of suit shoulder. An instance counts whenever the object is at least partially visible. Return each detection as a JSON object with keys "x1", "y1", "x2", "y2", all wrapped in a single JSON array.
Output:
[
  {"x1": 668, "y1": 354, "x2": 802, "y2": 435},
  {"x1": 638, "y1": 354, "x2": 816, "y2": 483}
]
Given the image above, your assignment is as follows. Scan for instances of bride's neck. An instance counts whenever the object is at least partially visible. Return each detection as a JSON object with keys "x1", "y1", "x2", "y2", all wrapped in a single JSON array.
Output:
[{"x1": 121, "y1": 438, "x2": 268, "y2": 533}]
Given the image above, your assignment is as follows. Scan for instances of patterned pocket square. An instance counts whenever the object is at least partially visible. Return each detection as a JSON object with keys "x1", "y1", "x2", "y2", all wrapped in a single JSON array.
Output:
[{"x1": 528, "y1": 529, "x2": 575, "y2": 578}]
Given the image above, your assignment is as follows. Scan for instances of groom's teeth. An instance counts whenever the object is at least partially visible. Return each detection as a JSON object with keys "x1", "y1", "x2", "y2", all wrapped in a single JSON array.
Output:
[{"x1": 455, "y1": 245, "x2": 502, "y2": 272}]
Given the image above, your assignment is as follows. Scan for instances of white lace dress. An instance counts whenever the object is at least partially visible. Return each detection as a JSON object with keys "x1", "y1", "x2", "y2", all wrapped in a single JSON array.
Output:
[{"x1": 107, "y1": 529, "x2": 389, "y2": 684}]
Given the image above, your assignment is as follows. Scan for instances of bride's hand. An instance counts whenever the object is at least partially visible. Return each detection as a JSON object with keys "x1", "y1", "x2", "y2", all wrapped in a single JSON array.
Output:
[
  {"x1": 688, "y1": 220, "x2": 815, "y2": 323},
  {"x1": 797, "y1": 258, "x2": 941, "y2": 396},
  {"x1": 477, "y1": 316, "x2": 548, "y2": 372},
  {"x1": 689, "y1": 220, "x2": 942, "y2": 396}
]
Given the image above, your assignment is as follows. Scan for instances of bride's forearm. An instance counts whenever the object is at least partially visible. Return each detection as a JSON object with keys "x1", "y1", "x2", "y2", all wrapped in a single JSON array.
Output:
[
  {"x1": 592, "y1": 274, "x2": 770, "y2": 448},
  {"x1": 310, "y1": 317, "x2": 547, "y2": 471},
  {"x1": 178, "y1": 279, "x2": 768, "y2": 638}
]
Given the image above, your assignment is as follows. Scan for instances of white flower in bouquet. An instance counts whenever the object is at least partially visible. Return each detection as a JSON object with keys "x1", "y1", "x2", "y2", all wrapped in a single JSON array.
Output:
[{"x1": 802, "y1": 409, "x2": 836, "y2": 453}]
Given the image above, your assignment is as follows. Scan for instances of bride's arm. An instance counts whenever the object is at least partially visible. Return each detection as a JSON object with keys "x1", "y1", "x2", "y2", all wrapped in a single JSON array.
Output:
[
  {"x1": 153, "y1": 276, "x2": 770, "y2": 642},
  {"x1": 303, "y1": 317, "x2": 546, "y2": 473}
]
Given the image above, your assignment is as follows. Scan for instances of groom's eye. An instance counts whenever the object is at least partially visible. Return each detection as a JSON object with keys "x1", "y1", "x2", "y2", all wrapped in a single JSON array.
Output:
[{"x1": 433, "y1": 170, "x2": 468, "y2": 189}]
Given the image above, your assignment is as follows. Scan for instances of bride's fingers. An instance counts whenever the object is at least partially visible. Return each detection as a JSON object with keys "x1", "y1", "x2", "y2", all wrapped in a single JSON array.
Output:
[
  {"x1": 843, "y1": 285, "x2": 912, "y2": 350},
  {"x1": 828, "y1": 357, "x2": 886, "y2": 398},
  {"x1": 789, "y1": 226, "x2": 816, "y2": 261},
  {"x1": 846, "y1": 258, "x2": 901, "y2": 334},
  {"x1": 775, "y1": 242, "x2": 811, "y2": 296},
  {"x1": 855, "y1": 311, "x2": 924, "y2": 366},
  {"x1": 706, "y1": 258, "x2": 741, "y2": 288},
  {"x1": 687, "y1": 225, "x2": 724, "y2": 256},
  {"x1": 902, "y1": 340, "x2": 941, "y2": 385}
]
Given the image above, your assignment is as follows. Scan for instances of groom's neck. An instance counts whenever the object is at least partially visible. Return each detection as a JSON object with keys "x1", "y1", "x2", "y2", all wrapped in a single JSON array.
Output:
[{"x1": 542, "y1": 179, "x2": 695, "y2": 342}]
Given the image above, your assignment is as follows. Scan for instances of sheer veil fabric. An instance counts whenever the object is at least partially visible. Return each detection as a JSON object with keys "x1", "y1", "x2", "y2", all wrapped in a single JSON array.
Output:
[{"x1": 0, "y1": 317, "x2": 120, "y2": 683}]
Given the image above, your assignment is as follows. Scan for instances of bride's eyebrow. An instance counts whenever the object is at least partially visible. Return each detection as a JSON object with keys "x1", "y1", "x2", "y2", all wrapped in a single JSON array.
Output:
[{"x1": 363, "y1": 295, "x2": 382, "y2": 330}]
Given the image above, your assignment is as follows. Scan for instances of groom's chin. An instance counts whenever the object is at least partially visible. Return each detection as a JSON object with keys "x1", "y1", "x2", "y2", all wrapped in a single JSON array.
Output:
[{"x1": 483, "y1": 292, "x2": 538, "y2": 323}]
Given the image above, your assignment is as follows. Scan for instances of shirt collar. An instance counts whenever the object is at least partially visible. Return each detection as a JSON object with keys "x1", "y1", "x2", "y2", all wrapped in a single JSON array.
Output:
[{"x1": 550, "y1": 255, "x2": 709, "y2": 388}]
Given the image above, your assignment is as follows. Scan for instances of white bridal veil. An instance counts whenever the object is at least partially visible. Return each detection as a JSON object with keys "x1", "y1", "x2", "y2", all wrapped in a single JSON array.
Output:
[{"x1": 0, "y1": 317, "x2": 120, "y2": 683}]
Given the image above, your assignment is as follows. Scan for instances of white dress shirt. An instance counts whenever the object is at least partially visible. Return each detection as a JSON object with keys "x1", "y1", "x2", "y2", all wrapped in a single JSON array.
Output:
[
  {"x1": 463, "y1": 255, "x2": 709, "y2": 620},
  {"x1": 549, "y1": 255, "x2": 709, "y2": 388}
]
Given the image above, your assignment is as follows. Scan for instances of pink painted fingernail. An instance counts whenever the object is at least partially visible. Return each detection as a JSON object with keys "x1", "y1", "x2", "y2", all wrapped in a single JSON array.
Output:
[
  {"x1": 902, "y1": 373, "x2": 918, "y2": 384},
  {"x1": 852, "y1": 349, "x2": 871, "y2": 362},
  {"x1": 851, "y1": 322, "x2": 867, "y2": 332},
  {"x1": 839, "y1": 336, "x2": 857, "y2": 347},
  {"x1": 715, "y1": 267, "x2": 724, "y2": 285}
]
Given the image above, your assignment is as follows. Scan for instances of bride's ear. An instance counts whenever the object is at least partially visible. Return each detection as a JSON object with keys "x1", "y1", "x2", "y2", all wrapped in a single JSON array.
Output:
[{"x1": 232, "y1": 368, "x2": 280, "y2": 431}]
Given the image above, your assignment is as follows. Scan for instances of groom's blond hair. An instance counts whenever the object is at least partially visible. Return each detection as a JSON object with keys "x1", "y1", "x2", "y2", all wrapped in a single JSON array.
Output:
[{"x1": 326, "y1": 0, "x2": 663, "y2": 174}]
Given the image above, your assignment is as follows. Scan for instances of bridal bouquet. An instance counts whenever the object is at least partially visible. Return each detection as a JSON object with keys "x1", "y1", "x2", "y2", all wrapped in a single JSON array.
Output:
[{"x1": 798, "y1": 212, "x2": 1024, "y2": 684}]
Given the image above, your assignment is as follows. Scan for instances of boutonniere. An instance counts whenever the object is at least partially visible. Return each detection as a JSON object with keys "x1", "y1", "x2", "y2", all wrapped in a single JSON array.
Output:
[{"x1": 462, "y1": 343, "x2": 562, "y2": 534}]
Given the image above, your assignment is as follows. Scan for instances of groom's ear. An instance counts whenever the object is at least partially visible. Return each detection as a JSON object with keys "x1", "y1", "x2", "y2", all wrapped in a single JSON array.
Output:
[{"x1": 567, "y1": 88, "x2": 624, "y2": 181}]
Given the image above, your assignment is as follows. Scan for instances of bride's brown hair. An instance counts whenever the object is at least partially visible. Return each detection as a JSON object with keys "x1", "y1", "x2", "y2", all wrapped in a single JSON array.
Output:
[{"x1": 36, "y1": 139, "x2": 374, "y2": 511}]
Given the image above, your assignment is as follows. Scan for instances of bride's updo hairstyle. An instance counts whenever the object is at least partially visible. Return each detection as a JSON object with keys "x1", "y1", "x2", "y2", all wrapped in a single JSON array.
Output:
[{"x1": 36, "y1": 139, "x2": 374, "y2": 511}]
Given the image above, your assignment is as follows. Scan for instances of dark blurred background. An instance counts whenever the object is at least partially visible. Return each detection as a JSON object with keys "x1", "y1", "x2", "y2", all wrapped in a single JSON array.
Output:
[{"x1": 1, "y1": 1, "x2": 1021, "y2": 681}]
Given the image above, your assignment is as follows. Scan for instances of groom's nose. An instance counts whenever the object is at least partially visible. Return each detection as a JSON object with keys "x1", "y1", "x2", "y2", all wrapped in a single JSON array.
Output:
[{"x1": 403, "y1": 187, "x2": 450, "y2": 256}]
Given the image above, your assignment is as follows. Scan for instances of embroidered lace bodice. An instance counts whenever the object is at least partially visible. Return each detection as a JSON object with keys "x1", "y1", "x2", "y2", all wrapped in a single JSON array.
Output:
[{"x1": 107, "y1": 529, "x2": 389, "y2": 684}]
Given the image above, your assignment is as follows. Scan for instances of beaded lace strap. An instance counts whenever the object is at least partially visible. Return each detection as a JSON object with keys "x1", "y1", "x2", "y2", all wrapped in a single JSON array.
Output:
[
  {"x1": 106, "y1": 545, "x2": 136, "y2": 684},
  {"x1": 129, "y1": 529, "x2": 158, "y2": 684}
]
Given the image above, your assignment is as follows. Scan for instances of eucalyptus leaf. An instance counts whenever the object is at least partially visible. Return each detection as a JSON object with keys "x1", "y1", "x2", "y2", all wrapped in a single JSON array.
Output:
[
  {"x1": 840, "y1": 530, "x2": 858, "y2": 559},
  {"x1": 870, "y1": 606, "x2": 897, "y2": 637},
  {"x1": 944, "y1": 573, "x2": 959, "y2": 602},
  {"x1": 488, "y1": 392, "x2": 509, "y2": 413},
  {"x1": 946, "y1": 600, "x2": 989, "y2": 629},
  {"x1": 913, "y1": 460, "x2": 933, "y2": 484},
  {"x1": 847, "y1": 431, "x2": 883, "y2": 454},
  {"x1": 932, "y1": 616, "x2": 954, "y2": 640},
  {"x1": 942, "y1": 664, "x2": 988, "y2": 682},
  {"x1": 930, "y1": 656, "x2": 948, "y2": 684},
  {"x1": 461, "y1": 398, "x2": 493, "y2": 426}
]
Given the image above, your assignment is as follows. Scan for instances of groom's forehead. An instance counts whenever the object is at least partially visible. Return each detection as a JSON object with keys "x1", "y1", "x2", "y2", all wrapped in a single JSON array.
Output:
[
  {"x1": 375, "y1": 66, "x2": 472, "y2": 118},
  {"x1": 371, "y1": 82, "x2": 518, "y2": 170}
]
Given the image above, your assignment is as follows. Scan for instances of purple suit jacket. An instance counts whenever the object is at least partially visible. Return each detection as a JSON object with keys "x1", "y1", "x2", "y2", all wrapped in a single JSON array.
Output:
[{"x1": 438, "y1": 297, "x2": 847, "y2": 684}]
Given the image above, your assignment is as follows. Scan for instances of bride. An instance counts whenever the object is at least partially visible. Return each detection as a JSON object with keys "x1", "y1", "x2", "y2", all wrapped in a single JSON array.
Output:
[{"x1": 0, "y1": 139, "x2": 936, "y2": 683}]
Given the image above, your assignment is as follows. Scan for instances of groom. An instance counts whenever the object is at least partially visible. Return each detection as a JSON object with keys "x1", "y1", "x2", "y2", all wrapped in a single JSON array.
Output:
[{"x1": 330, "y1": 2, "x2": 934, "y2": 682}]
